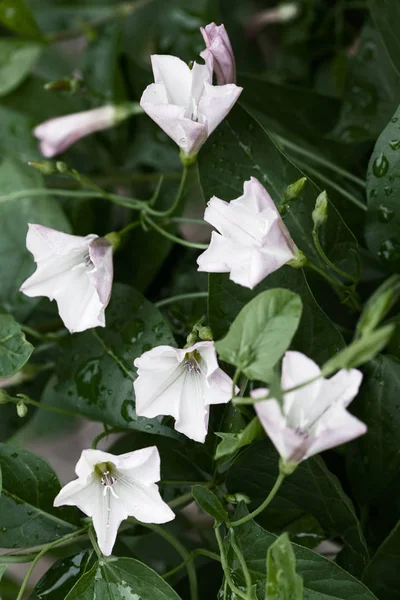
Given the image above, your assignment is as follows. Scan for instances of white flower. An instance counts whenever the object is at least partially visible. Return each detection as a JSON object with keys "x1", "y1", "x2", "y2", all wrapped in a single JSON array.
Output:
[
  {"x1": 34, "y1": 106, "x2": 118, "y2": 157},
  {"x1": 20, "y1": 224, "x2": 113, "y2": 334},
  {"x1": 133, "y1": 341, "x2": 235, "y2": 443},
  {"x1": 54, "y1": 447, "x2": 174, "y2": 556},
  {"x1": 140, "y1": 55, "x2": 242, "y2": 158},
  {"x1": 197, "y1": 177, "x2": 297, "y2": 289},
  {"x1": 200, "y1": 22, "x2": 236, "y2": 85},
  {"x1": 252, "y1": 351, "x2": 366, "y2": 464}
]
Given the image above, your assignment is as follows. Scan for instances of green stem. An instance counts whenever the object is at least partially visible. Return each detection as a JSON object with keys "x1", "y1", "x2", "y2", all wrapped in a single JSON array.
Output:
[
  {"x1": 144, "y1": 215, "x2": 208, "y2": 249},
  {"x1": 137, "y1": 523, "x2": 198, "y2": 600},
  {"x1": 7, "y1": 395, "x2": 77, "y2": 419},
  {"x1": 307, "y1": 262, "x2": 361, "y2": 311},
  {"x1": 91, "y1": 427, "x2": 122, "y2": 449},
  {"x1": 88, "y1": 526, "x2": 103, "y2": 559},
  {"x1": 233, "y1": 375, "x2": 322, "y2": 405},
  {"x1": 294, "y1": 158, "x2": 367, "y2": 211},
  {"x1": 312, "y1": 230, "x2": 356, "y2": 282},
  {"x1": 46, "y1": 0, "x2": 153, "y2": 42},
  {"x1": 163, "y1": 549, "x2": 221, "y2": 579},
  {"x1": 169, "y1": 217, "x2": 209, "y2": 226},
  {"x1": 15, "y1": 528, "x2": 88, "y2": 600},
  {"x1": 232, "y1": 368, "x2": 241, "y2": 400},
  {"x1": 117, "y1": 219, "x2": 142, "y2": 239},
  {"x1": 215, "y1": 526, "x2": 249, "y2": 600},
  {"x1": 0, "y1": 553, "x2": 37, "y2": 564},
  {"x1": 156, "y1": 292, "x2": 208, "y2": 308},
  {"x1": 167, "y1": 481, "x2": 214, "y2": 510},
  {"x1": 229, "y1": 528, "x2": 253, "y2": 598},
  {"x1": 230, "y1": 472, "x2": 286, "y2": 528},
  {"x1": 0, "y1": 187, "x2": 144, "y2": 210},
  {"x1": 146, "y1": 164, "x2": 188, "y2": 217}
]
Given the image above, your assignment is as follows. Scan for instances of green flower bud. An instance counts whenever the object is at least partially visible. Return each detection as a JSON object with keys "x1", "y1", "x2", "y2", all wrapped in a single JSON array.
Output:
[{"x1": 312, "y1": 191, "x2": 328, "y2": 230}]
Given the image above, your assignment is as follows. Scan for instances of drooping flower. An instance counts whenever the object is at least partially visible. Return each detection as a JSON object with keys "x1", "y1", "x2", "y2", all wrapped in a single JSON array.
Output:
[
  {"x1": 197, "y1": 177, "x2": 298, "y2": 289},
  {"x1": 252, "y1": 351, "x2": 366, "y2": 464},
  {"x1": 133, "y1": 341, "x2": 235, "y2": 443},
  {"x1": 200, "y1": 23, "x2": 236, "y2": 85},
  {"x1": 20, "y1": 224, "x2": 113, "y2": 334},
  {"x1": 34, "y1": 105, "x2": 131, "y2": 157},
  {"x1": 140, "y1": 54, "x2": 242, "y2": 159},
  {"x1": 54, "y1": 447, "x2": 174, "y2": 556}
]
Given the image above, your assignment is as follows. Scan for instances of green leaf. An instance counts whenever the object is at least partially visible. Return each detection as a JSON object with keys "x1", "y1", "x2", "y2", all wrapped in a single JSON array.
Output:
[
  {"x1": 224, "y1": 508, "x2": 378, "y2": 600},
  {"x1": 347, "y1": 355, "x2": 400, "y2": 506},
  {"x1": 65, "y1": 557, "x2": 181, "y2": 600},
  {"x1": 192, "y1": 485, "x2": 228, "y2": 525},
  {"x1": 215, "y1": 417, "x2": 264, "y2": 461},
  {"x1": 0, "y1": 40, "x2": 42, "y2": 97},
  {"x1": 369, "y1": 0, "x2": 400, "y2": 76},
  {"x1": 0, "y1": 444, "x2": 77, "y2": 548},
  {"x1": 226, "y1": 440, "x2": 369, "y2": 577},
  {"x1": 362, "y1": 520, "x2": 400, "y2": 600},
  {"x1": 209, "y1": 269, "x2": 344, "y2": 367},
  {"x1": 366, "y1": 104, "x2": 400, "y2": 269},
  {"x1": 0, "y1": 0, "x2": 42, "y2": 39},
  {"x1": 199, "y1": 102, "x2": 359, "y2": 277},
  {"x1": 215, "y1": 289, "x2": 302, "y2": 382},
  {"x1": 266, "y1": 533, "x2": 303, "y2": 600},
  {"x1": 322, "y1": 325, "x2": 394, "y2": 376},
  {"x1": 49, "y1": 284, "x2": 177, "y2": 434},
  {"x1": 29, "y1": 551, "x2": 96, "y2": 600},
  {"x1": 356, "y1": 275, "x2": 400, "y2": 338},
  {"x1": 334, "y1": 21, "x2": 400, "y2": 142},
  {"x1": 110, "y1": 430, "x2": 212, "y2": 482},
  {"x1": 0, "y1": 158, "x2": 71, "y2": 319},
  {"x1": 0, "y1": 309, "x2": 33, "y2": 376}
]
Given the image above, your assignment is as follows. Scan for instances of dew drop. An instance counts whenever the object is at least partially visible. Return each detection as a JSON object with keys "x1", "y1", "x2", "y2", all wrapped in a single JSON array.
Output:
[
  {"x1": 378, "y1": 205, "x2": 395, "y2": 222},
  {"x1": 373, "y1": 153, "x2": 389, "y2": 178}
]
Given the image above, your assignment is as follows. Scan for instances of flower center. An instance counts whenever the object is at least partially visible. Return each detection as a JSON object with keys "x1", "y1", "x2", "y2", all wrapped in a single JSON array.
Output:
[
  {"x1": 83, "y1": 251, "x2": 94, "y2": 268},
  {"x1": 183, "y1": 352, "x2": 201, "y2": 374}
]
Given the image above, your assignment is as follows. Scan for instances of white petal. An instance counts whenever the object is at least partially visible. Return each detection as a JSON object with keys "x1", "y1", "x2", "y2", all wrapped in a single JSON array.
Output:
[
  {"x1": 255, "y1": 398, "x2": 309, "y2": 463},
  {"x1": 151, "y1": 55, "x2": 192, "y2": 108},
  {"x1": 134, "y1": 359, "x2": 183, "y2": 420},
  {"x1": 115, "y1": 478, "x2": 175, "y2": 524},
  {"x1": 305, "y1": 404, "x2": 367, "y2": 459},
  {"x1": 92, "y1": 486, "x2": 127, "y2": 556},
  {"x1": 75, "y1": 449, "x2": 118, "y2": 479},
  {"x1": 174, "y1": 370, "x2": 209, "y2": 442},
  {"x1": 204, "y1": 196, "x2": 267, "y2": 245},
  {"x1": 206, "y1": 368, "x2": 235, "y2": 405},
  {"x1": 88, "y1": 238, "x2": 113, "y2": 306},
  {"x1": 197, "y1": 231, "x2": 237, "y2": 273},
  {"x1": 190, "y1": 61, "x2": 212, "y2": 106},
  {"x1": 318, "y1": 368, "x2": 363, "y2": 410},
  {"x1": 236, "y1": 177, "x2": 278, "y2": 214},
  {"x1": 53, "y1": 475, "x2": 97, "y2": 512},
  {"x1": 114, "y1": 446, "x2": 161, "y2": 485},
  {"x1": 280, "y1": 351, "x2": 323, "y2": 428},
  {"x1": 198, "y1": 81, "x2": 242, "y2": 135}
]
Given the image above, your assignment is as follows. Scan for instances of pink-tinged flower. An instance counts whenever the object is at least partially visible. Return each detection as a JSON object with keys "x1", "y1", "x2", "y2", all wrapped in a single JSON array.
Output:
[
  {"x1": 34, "y1": 106, "x2": 118, "y2": 157},
  {"x1": 197, "y1": 177, "x2": 297, "y2": 289},
  {"x1": 133, "y1": 341, "x2": 235, "y2": 443},
  {"x1": 20, "y1": 224, "x2": 113, "y2": 334},
  {"x1": 140, "y1": 55, "x2": 242, "y2": 159},
  {"x1": 252, "y1": 351, "x2": 366, "y2": 464},
  {"x1": 54, "y1": 447, "x2": 174, "y2": 556},
  {"x1": 200, "y1": 23, "x2": 236, "y2": 85}
]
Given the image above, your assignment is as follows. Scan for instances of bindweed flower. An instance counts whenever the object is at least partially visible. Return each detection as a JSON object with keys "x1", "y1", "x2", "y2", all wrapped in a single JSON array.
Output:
[
  {"x1": 54, "y1": 447, "x2": 174, "y2": 556},
  {"x1": 140, "y1": 54, "x2": 242, "y2": 160},
  {"x1": 20, "y1": 224, "x2": 113, "y2": 334},
  {"x1": 252, "y1": 351, "x2": 366, "y2": 465},
  {"x1": 197, "y1": 177, "x2": 298, "y2": 289},
  {"x1": 200, "y1": 23, "x2": 236, "y2": 85},
  {"x1": 34, "y1": 104, "x2": 138, "y2": 157},
  {"x1": 133, "y1": 341, "x2": 235, "y2": 443}
]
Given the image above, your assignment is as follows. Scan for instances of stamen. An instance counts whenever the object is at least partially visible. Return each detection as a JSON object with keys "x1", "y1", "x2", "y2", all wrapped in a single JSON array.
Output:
[
  {"x1": 101, "y1": 470, "x2": 119, "y2": 501},
  {"x1": 84, "y1": 252, "x2": 94, "y2": 268},
  {"x1": 183, "y1": 358, "x2": 201, "y2": 374}
]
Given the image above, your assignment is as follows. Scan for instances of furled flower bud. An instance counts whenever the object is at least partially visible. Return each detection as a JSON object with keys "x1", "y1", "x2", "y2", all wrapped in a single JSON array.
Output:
[{"x1": 200, "y1": 23, "x2": 236, "y2": 85}]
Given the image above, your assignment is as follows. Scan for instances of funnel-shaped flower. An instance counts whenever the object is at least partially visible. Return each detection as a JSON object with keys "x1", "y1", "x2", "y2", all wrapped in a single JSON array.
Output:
[
  {"x1": 252, "y1": 351, "x2": 366, "y2": 464},
  {"x1": 34, "y1": 105, "x2": 119, "y2": 157},
  {"x1": 200, "y1": 23, "x2": 236, "y2": 85},
  {"x1": 20, "y1": 224, "x2": 113, "y2": 333},
  {"x1": 197, "y1": 177, "x2": 297, "y2": 289},
  {"x1": 54, "y1": 447, "x2": 174, "y2": 556},
  {"x1": 140, "y1": 55, "x2": 242, "y2": 158},
  {"x1": 133, "y1": 341, "x2": 234, "y2": 443}
]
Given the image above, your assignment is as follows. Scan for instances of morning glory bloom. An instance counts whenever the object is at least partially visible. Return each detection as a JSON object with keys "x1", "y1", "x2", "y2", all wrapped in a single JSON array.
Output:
[
  {"x1": 252, "y1": 351, "x2": 366, "y2": 465},
  {"x1": 197, "y1": 177, "x2": 298, "y2": 289},
  {"x1": 200, "y1": 23, "x2": 236, "y2": 85},
  {"x1": 140, "y1": 54, "x2": 242, "y2": 159},
  {"x1": 54, "y1": 447, "x2": 174, "y2": 556},
  {"x1": 34, "y1": 106, "x2": 119, "y2": 157},
  {"x1": 133, "y1": 341, "x2": 234, "y2": 443},
  {"x1": 20, "y1": 224, "x2": 113, "y2": 334}
]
